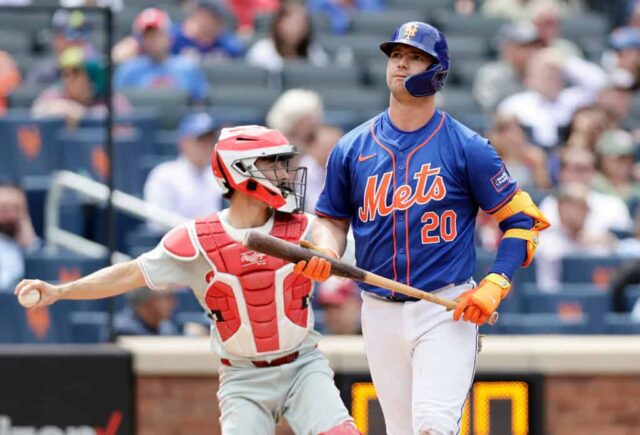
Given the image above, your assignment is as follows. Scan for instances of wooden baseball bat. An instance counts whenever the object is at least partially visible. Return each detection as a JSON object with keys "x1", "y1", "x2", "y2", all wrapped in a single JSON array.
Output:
[{"x1": 243, "y1": 231, "x2": 498, "y2": 325}]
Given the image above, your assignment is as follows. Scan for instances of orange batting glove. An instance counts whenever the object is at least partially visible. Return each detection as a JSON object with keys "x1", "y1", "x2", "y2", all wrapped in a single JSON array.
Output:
[
  {"x1": 293, "y1": 240, "x2": 338, "y2": 282},
  {"x1": 453, "y1": 273, "x2": 511, "y2": 325}
]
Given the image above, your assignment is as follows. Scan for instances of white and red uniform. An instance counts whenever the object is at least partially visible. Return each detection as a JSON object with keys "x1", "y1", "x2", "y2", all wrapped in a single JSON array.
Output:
[{"x1": 138, "y1": 209, "x2": 356, "y2": 434}]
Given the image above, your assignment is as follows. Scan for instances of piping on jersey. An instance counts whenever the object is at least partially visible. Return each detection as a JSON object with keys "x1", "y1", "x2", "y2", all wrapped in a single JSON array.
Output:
[{"x1": 369, "y1": 112, "x2": 445, "y2": 287}]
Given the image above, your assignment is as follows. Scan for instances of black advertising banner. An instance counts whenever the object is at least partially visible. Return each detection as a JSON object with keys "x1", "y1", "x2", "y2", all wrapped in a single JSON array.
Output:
[
  {"x1": 0, "y1": 345, "x2": 133, "y2": 435},
  {"x1": 335, "y1": 373, "x2": 544, "y2": 435}
]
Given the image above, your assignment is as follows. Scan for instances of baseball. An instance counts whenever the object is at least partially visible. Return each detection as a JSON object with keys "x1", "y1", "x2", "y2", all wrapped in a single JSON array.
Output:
[{"x1": 18, "y1": 289, "x2": 41, "y2": 308}]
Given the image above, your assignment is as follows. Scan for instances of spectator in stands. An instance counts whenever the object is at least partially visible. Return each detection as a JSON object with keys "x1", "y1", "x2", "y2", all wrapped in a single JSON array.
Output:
[
  {"x1": 602, "y1": 26, "x2": 640, "y2": 90},
  {"x1": 481, "y1": 0, "x2": 581, "y2": 21},
  {"x1": 114, "y1": 8, "x2": 209, "y2": 104},
  {"x1": 498, "y1": 47, "x2": 607, "y2": 148},
  {"x1": 592, "y1": 129, "x2": 640, "y2": 213},
  {"x1": 114, "y1": 287, "x2": 179, "y2": 336},
  {"x1": 597, "y1": 76, "x2": 636, "y2": 131},
  {"x1": 564, "y1": 105, "x2": 613, "y2": 152},
  {"x1": 267, "y1": 88, "x2": 324, "y2": 151},
  {"x1": 28, "y1": 9, "x2": 94, "y2": 86},
  {"x1": 529, "y1": 0, "x2": 583, "y2": 58},
  {"x1": 307, "y1": 0, "x2": 385, "y2": 35},
  {"x1": 536, "y1": 182, "x2": 614, "y2": 292},
  {"x1": 246, "y1": 1, "x2": 329, "y2": 73},
  {"x1": 474, "y1": 21, "x2": 544, "y2": 112},
  {"x1": 301, "y1": 125, "x2": 343, "y2": 212},
  {"x1": 171, "y1": 1, "x2": 246, "y2": 61},
  {"x1": 0, "y1": 51, "x2": 21, "y2": 115},
  {"x1": 316, "y1": 276, "x2": 361, "y2": 335},
  {"x1": 488, "y1": 112, "x2": 551, "y2": 191},
  {"x1": 540, "y1": 147, "x2": 634, "y2": 233},
  {"x1": 0, "y1": 183, "x2": 39, "y2": 290},
  {"x1": 144, "y1": 112, "x2": 223, "y2": 230},
  {"x1": 32, "y1": 47, "x2": 131, "y2": 127}
]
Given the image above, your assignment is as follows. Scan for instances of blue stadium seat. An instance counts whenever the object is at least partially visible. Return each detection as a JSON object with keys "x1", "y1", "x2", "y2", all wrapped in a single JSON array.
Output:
[
  {"x1": 208, "y1": 107, "x2": 266, "y2": 129},
  {"x1": 18, "y1": 301, "x2": 74, "y2": 343},
  {"x1": 58, "y1": 127, "x2": 147, "y2": 196},
  {"x1": 521, "y1": 284, "x2": 611, "y2": 333},
  {"x1": 0, "y1": 111, "x2": 65, "y2": 179},
  {"x1": 0, "y1": 293, "x2": 22, "y2": 343},
  {"x1": 350, "y1": 10, "x2": 427, "y2": 36},
  {"x1": 203, "y1": 60, "x2": 270, "y2": 87},
  {"x1": 70, "y1": 311, "x2": 109, "y2": 343},
  {"x1": 173, "y1": 288, "x2": 202, "y2": 313},
  {"x1": 560, "y1": 255, "x2": 625, "y2": 287},
  {"x1": 624, "y1": 287, "x2": 640, "y2": 311},
  {"x1": 25, "y1": 250, "x2": 108, "y2": 283},
  {"x1": 283, "y1": 62, "x2": 362, "y2": 89},
  {"x1": 495, "y1": 313, "x2": 590, "y2": 335},
  {"x1": 604, "y1": 313, "x2": 640, "y2": 334}
]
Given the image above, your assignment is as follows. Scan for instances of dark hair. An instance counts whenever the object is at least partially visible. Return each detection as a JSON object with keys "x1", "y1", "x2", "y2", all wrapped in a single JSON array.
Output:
[{"x1": 271, "y1": 2, "x2": 313, "y2": 58}]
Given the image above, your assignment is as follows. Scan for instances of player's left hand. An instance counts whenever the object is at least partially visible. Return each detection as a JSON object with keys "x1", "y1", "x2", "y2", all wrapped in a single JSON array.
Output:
[
  {"x1": 293, "y1": 240, "x2": 338, "y2": 282},
  {"x1": 453, "y1": 273, "x2": 511, "y2": 325}
]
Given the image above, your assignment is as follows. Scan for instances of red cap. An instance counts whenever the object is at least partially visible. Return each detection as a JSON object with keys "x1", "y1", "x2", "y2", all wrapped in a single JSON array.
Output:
[
  {"x1": 317, "y1": 277, "x2": 358, "y2": 306},
  {"x1": 133, "y1": 8, "x2": 171, "y2": 34}
]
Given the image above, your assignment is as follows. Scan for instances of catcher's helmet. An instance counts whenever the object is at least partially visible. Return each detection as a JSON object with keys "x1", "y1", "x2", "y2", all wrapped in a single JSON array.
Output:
[
  {"x1": 212, "y1": 125, "x2": 307, "y2": 213},
  {"x1": 380, "y1": 21, "x2": 449, "y2": 97}
]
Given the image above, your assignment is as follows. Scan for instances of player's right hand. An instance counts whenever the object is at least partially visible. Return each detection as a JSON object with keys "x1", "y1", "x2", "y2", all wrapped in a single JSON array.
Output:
[
  {"x1": 293, "y1": 241, "x2": 338, "y2": 282},
  {"x1": 14, "y1": 279, "x2": 62, "y2": 308}
]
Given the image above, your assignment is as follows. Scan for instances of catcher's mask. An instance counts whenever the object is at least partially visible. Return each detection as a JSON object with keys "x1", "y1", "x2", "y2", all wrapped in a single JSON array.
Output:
[{"x1": 212, "y1": 125, "x2": 307, "y2": 213}]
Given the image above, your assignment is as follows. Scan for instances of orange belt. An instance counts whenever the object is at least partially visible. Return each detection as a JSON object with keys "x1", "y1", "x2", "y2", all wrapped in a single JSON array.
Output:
[{"x1": 221, "y1": 351, "x2": 300, "y2": 368}]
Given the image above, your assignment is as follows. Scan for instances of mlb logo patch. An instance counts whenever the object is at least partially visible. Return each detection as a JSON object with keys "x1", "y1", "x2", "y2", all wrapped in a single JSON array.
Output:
[{"x1": 490, "y1": 166, "x2": 511, "y2": 192}]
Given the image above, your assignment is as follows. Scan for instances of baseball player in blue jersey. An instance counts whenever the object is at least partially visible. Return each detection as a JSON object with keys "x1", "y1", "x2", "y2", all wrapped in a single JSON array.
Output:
[{"x1": 295, "y1": 22, "x2": 550, "y2": 434}]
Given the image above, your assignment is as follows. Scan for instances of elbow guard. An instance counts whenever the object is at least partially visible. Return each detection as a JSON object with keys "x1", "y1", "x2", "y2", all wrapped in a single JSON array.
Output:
[{"x1": 491, "y1": 190, "x2": 550, "y2": 267}]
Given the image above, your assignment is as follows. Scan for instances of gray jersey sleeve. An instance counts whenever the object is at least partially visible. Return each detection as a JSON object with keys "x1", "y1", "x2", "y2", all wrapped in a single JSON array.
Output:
[{"x1": 138, "y1": 244, "x2": 199, "y2": 291}]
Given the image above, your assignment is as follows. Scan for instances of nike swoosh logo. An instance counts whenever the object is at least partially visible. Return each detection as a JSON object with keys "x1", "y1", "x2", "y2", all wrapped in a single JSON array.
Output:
[{"x1": 358, "y1": 153, "x2": 377, "y2": 162}]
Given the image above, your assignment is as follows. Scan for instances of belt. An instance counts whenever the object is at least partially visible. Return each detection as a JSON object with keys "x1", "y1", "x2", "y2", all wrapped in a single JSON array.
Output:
[
  {"x1": 221, "y1": 351, "x2": 300, "y2": 368},
  {"x1": 385, "y1": 294, "x2": 419, "y2": 303}
]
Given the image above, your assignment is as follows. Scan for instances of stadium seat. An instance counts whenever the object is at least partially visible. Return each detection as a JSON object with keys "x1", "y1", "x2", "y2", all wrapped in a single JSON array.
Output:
[
  {"x1": 364, "y1": 60, "x2": 388, "y2": 90},
  {"x1": 450, "y1": 58, "x2": 488, "y2": 88},
  {"x1": 604, "y1": 313, "x2": 640, "y2": 334},
  {"x1": 432, "y1": 12, "x2": 508, "y2": 39},
  {"x1": 560, "y1": 13, "x2": 608, "y2": 42},
  {"x1": 7, "y1": 84, "x2": 47, "y2": 109},
  {"x1": 388, "y1": 0, "x2": 454, "y2": 15},
  {"x1": 0, "y1": 111, "x2": 65, "y2": 179},
  {"x1": 25, "y1": 250, "x2": 108, "y2": 283},
  {"x1": 203, "y1": 60, "x2": 270, "y2": 87},
  {"x1": 70, "y1": 311, "x2": 109, "y2": 343},
  {"x1": 58, "y1": 127, "x2": 148, "y2": 195},
  {"x1": 560, "y1": 255, "x2": 626, "y2": 288},
  {"x1": 624, "y1": 286, "x2": 640, "y2": 312},
  {"x1": 282, "y1": 61, "x2": 362, "y2": 89},
  {"x1": 521, "y1": 284, "x2": 611, "y2": 333},
  {"x1": 208, "y1": 85, "x2": 280, "y2": 114},
  {"x1": 0, "y1": 293, "x2": 21, "y2": 343},
  {"x1": 495, "y1": 313, "x2": 590, "y2": 335},
  {"x1": 18, "y1": 300, "x2": 74, "y2": 343},
  {"x1": 319, "y1": 34, "x2": 386, "y2": 63},
  {"x1": 314, "y1": 87, "x2": 387, "y2": 115},
  {"x1": 208, "y1": 106, "x2": 266, "y2": 129},
  {"x1": 0, "y1": 29, "x2": 32, "y2": 53},
  {"x1": 119, "y1": 88, "x2": 189, "y2": 130},
  {"x1": 350, "y1": 10, "x2": 428, "y2": 36},
  {"x1": 446, "y1": 36, "x2": 489, "y2": 63},
  {"x1": 437, "y1": 87, "x2": 482, "y2": 117}
]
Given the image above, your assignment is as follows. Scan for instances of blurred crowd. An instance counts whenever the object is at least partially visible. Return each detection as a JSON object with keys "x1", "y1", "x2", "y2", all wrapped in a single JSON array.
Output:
[{"x1": 1, "y1": 0, "x2": 640, "y2": 337}]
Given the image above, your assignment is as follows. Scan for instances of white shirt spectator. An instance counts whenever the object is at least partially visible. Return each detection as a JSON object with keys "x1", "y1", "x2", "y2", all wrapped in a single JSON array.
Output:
[
  {"x1": 144, "y1": 156, "x2": 223, "y2": 226},
  {"x1": 539, "y1": 191, "x2": 633, "y2": 233},
  {"x1": 499, "y1": 55, "x2": 607, "y2": 148},
  {"x1": 0, "y1": 235, "x2": 23, "y2": 290}
]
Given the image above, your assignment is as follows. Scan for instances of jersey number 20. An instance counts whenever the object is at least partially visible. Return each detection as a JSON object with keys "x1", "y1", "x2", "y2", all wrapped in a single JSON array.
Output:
[{"x1": 421, "y1": 210, "x2": 457, "y2": 244}]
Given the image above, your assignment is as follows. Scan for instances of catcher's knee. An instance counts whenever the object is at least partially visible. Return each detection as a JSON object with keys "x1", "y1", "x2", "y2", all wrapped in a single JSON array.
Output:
[{"x1": 318, "y1": 420, "x2": 362, "y2": 435}]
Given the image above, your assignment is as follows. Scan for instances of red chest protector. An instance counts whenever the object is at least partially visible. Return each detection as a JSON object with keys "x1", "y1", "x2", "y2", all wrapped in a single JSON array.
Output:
[{"x1": 194, "y1": 212, "x2": 311, "y2": 354}]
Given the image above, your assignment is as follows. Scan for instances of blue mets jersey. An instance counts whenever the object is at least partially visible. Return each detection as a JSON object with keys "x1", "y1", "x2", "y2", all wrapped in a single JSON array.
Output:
[{"x1": 316, "y1": 109, "x2": 518, "y2": 296}]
